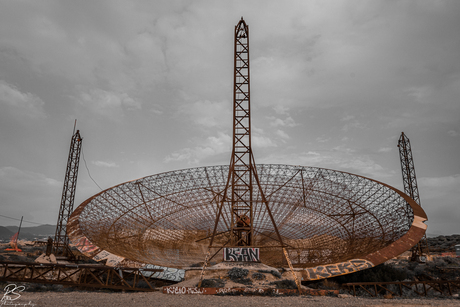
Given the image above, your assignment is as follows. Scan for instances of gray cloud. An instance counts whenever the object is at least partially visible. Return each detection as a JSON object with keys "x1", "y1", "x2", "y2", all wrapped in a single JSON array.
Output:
[
  {"x1": 0, "y1": 80, "x2": 46, "y2": 119},
  {"x1": 0, "y1": 0, "x2": 459, "y2": 235}
]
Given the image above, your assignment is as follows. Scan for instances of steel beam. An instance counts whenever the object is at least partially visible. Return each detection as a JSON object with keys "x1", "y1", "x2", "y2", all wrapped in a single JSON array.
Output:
[{"x1": 0, "y1": 261, "x2": 163, "y2": 292}]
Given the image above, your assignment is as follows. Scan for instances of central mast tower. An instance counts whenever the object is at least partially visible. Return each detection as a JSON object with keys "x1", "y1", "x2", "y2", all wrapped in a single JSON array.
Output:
[
  {"x1": 207, "y1": 18, "x2": 283, "y2": 248},
  {"x1": 199, "y1": 18, "x2": 300, "y2": 292},
  {"x1": 230, "y1": 18, "x2": 254, "y2": 246}
]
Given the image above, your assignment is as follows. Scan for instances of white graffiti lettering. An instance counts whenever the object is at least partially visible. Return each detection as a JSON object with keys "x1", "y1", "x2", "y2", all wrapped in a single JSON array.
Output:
[
  {"x1": 223, "y1": 248, "x2": 260, "y2": 262},
  {"x1": 164, "y1": 287, "x2": 204, "y2": 295}
]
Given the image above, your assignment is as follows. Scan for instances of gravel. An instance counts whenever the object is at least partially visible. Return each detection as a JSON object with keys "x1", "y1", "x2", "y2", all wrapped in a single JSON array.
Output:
[{"x1": 15, "y1": 291, "x2": 460, "y2": 307}]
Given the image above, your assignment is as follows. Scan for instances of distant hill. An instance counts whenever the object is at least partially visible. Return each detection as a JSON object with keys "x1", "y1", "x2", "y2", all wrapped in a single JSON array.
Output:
[
  {"x1": 1, "y1": 224, "x2": 56, "y2": 240},
  {"x1": 0, "y1": 226, "x2": 14, "y2": 240},
  {"x1": 426, "y1": 233, "x2": 443, "y2": 238},
  {"x1": 6, "y1": 224, "x2": 55, "y2": 235}
]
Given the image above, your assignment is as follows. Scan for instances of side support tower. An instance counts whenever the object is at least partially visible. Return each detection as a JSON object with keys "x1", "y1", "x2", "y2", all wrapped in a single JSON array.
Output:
[
  {"x1": 398, "y1": 132, "x2": 429, "y2": 261},
  {"x1": 53, "y1": 129, "x2": 82, "y2": 257}
]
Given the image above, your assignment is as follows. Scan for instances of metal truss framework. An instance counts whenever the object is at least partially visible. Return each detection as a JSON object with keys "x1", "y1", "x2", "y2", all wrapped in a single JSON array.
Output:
[
  {"x1": 211, "y1": 18, "x2": 282, "y2": 249},
  {"x1": 227, "y1": 17, "x2": 255, "y2": 247},
  {"x1": 398, "y1": 132, "x2": 421, "y2": 205},
  {"x1": 398, "y1": 132, "x2": 429, "y2": 261},
  {"x1": 0, "y1": 261, "x2": 163, "y2": 292},
  {"x1": 69, "y1": 164, "x2": 425, "y2": 269},
  {"x1": 68, "y1": 18, "x2": 427, "y2": 280},
  {"x1": 53, "y1": 130, "x2": 82, "y2": 256}
]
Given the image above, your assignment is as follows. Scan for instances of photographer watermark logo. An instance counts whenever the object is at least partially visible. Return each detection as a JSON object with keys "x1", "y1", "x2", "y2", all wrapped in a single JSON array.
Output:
[{"x1": 1, "y1": 284, "x2": 35, "y2": 306}]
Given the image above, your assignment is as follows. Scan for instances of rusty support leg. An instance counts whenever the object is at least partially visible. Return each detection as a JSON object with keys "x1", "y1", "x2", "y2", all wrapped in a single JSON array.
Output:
[
  {"x1": 283, "y1": 248, "x2": 302, "y2": 294},
  {"x1": 198, "y1": 250, "x2": 211, "y2": 288}
]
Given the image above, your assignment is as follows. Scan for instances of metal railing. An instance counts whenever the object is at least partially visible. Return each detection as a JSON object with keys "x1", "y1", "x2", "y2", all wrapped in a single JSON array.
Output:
[{"x1": 0, "y1": 261, "x2": 163, "y2": 292}]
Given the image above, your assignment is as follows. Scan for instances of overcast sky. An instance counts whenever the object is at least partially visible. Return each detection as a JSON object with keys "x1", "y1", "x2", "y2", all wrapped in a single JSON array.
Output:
[{"x1": 1, "y1": 0, "x2": 459, "y2": 236}]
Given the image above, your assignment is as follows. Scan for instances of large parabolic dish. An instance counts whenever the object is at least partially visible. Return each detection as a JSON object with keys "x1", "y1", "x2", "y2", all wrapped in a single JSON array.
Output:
[
  {"x1": 68, "y1": 18, "x2": 427, "y2": 281},
  {"x1": 68, "y1": 164, "x2": 427, "y2": 279}
]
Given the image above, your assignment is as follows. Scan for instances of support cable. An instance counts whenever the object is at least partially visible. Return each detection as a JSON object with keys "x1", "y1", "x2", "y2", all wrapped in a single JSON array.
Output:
[{"x1": 81, "y1": 148, "x2": 103, "y2": 191}]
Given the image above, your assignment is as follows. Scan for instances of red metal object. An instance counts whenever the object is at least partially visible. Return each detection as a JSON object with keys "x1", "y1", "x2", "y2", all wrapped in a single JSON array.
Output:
[
  {"x1": 5, "y1": 217, "x2": 23, "y2": 252},
  {"x1": 53, "y1": 129, "x2": 82, "y2": 257},
  {"x1": 5, "y1": 233, "x2": 22, "y2": 252}
]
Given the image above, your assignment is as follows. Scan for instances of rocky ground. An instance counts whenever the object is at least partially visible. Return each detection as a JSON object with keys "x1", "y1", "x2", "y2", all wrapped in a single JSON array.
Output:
[
  {"x1": 427, "y1": 234, "x2": 460, "y2": 253},
  {"x1": 7, "y1": 291, "x2": 460, "y2": 307},
  {"x1": 1, "y1": 236, "x2": 460, "y2": 306}
]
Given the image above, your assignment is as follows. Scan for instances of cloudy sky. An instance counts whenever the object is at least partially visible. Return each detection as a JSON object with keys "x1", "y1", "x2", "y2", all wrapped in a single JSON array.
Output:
[{"x1": 1, "y1": 0, "x2": 459, "y2": 235}]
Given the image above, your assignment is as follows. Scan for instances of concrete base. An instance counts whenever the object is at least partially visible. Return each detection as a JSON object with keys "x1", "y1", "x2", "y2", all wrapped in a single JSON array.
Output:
[
  {"x1": 178, "y1": 261, "x2": 304, "y2": 290},
  {"x1": 183, "y1": 261, "x2": 282, "y2": 281},
  {"x1": 185, "y1": 261, "x2": 278, "y2": 271}
]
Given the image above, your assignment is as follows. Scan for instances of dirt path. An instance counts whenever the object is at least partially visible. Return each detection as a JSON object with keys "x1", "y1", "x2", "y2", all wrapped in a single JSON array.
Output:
[{"x1": 8, "y1": 291, "x2": 460, "y2": 307}]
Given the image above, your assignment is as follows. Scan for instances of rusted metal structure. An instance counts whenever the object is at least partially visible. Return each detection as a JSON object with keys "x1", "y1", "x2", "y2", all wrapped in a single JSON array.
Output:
[
  {"x1": 53, "y1": 129, "x2": 82, "y2": 257},
  {"x1": 201, "y1": 18, "x2": 285, "y2": 270},
  {"x1": 197, "y1": 17, "x2": 294, "y2": 288},
  {"x1": 227, "y1": 17, "x2": 257, "y2": 247},
  {"x1": 0, "y1": 260, "x2": 163, "y2": 291},
  {"x1": 398, "y1": 132, "x2": 429, "y2": 261},
  {"x1": 68, "y1": 18, "x2": 428, "y2": 282},
  {"x1": 68, "y1": 165, "x2": 427, "y2": 277}
]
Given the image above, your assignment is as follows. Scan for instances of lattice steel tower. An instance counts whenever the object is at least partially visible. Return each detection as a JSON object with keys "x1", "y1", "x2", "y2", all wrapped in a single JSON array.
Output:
[
  {"x1": 53, "y1": 129, "x2": 82, "y2": 256},
  {"x1": 199, "y1": 17, "x2": 296, "y2": 290},
  {"x1": 229, "y1": 18, "x2": 255, "y2": 246},
  {"x1": 398, "y1": 132, "x2": 429, "y2": 261},
  {"x1": 207, "y1": 18, "x2": 283, "y2": 248}
]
